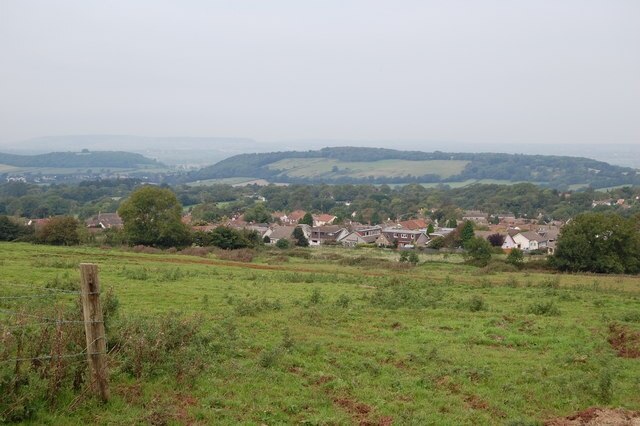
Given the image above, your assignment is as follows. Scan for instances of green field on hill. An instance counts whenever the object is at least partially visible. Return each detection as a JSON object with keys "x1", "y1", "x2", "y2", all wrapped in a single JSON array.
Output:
[
  {"x1": 1, "y1": 243, "x2": 639, "y2": 424},
  {"x1": 267, "y1": 158, "x2": 469, "y2": 179}
]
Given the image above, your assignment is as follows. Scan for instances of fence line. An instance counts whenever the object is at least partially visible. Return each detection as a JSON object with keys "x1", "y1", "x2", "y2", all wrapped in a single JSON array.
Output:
[
  {"x1": 0, "y1": 352, "x2": 107, "y2": 365},
  {"x1": 0, "y1": 308, "x2": 103, "y2": 324},
  {"x1": 0, "y1": 293, "x2": 81, "y2": 300},
  {"x1": 1, "y1": 263, "x2": 110, "y2": 402},
  {"x1": 0, "y1": 282, "x2": 82, "y2": 294}
]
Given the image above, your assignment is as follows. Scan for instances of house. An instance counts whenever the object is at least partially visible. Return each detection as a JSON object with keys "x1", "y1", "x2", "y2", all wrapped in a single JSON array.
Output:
[
  {"x1": 397, "y1": 218, "x2": 429, "y2": 230},
  {"x1": 428, "y1": 227, "x2": 455, "y2": 239},
  {"x1": 287, "y1": 210, "x2": 307, "y2": 224},
  {"x1": 462, "y1": 211, "x2": 489, "y2": 225},
  {"x1": 313, "y1": 214, "x2": 337, "y2": 227},
  {"x1": 272, "y1": 210, "x2": 307, "y2": 225},
  {"x1": 512, "y1": 231, "x2": 546, "y2": 251},
  {"x1": 85, "y1": 213, "x2": 123, "y2": 230},
  {"x1": 380, "y1": 227, "x2": 430, "y2": 248},
  {"x1": 309, "y1": 225, "x2": 348, "y2": 246},
  {"x1": 339, "y1": 225, "x2": 382, "y2": 247},
  {"x1": 501, "y1": 234, "x2": 518, "y2": 250},
  {"x1": 264, "y1": 225, "x2": 296, "y2": 245}
]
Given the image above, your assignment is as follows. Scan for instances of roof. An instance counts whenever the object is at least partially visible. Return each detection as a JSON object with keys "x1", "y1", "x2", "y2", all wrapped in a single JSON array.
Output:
[
  {"x1": 398, "y1": 219, "x2": 429, "y2": 230},
  {"x1": 312, "y1": 225, "x2": 343, "y2": 233},
  {"x1": 268, "y1": 225, "x2": 296, "y2": 240},
  {"x1": 313, "y1": 214, "x2": 336, "y2": 222},
  {"x1": 287, "y1": 210, "x2": 307, "y2": 221},
  {"x1": 517, "y1": 231, "x2": 546, "y2": 242}
]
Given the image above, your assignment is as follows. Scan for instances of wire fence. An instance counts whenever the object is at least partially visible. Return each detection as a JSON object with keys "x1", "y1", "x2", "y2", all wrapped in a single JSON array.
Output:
[{"x1": 0, "y1": 282, "x2": 100, "y2": 365}]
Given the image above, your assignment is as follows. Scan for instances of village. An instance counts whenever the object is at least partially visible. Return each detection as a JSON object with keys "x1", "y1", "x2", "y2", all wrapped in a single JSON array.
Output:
[{"x1": 77, "y1": 207, "x2": 563, "y2": 255}]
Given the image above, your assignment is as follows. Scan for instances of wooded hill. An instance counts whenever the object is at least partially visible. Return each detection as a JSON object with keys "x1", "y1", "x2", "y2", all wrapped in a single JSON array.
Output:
[
  {"x1": 0, "y1": 151, "x2": 163, "y2": 168},
  {"x1": 189, "y1": 147, "x2": 640, "y2": 189}
]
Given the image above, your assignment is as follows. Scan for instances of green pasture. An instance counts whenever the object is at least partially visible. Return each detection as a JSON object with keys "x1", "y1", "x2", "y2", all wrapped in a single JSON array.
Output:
[
  {"x1": 187, "y1": 177, "x2": 273, "y2": 187},
  {"x1": 1, "y1": 243, "x2": 639, "y2": 425},
  {"x1": 267, "y1": 158, "x2": 470, "y2": 179}
]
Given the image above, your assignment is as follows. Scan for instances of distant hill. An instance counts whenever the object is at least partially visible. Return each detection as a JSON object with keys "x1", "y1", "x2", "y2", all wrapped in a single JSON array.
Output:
[
  {"x1": 189, "y1": 147, "x2": 640, "y2": 189},
  {"x1": 0, "y1": 150, "x2": 163, "y2": 168}
]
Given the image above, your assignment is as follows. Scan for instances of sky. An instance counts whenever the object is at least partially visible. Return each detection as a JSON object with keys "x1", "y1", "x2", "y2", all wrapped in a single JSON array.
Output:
[{"x1": 0, "y1": 0, "x2": 638, "y2": 148}]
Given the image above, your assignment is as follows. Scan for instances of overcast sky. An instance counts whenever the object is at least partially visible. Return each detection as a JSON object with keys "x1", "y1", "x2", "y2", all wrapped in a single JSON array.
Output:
[{"x1": 1, "y1": 0, "x2": 638, "y2": 147}]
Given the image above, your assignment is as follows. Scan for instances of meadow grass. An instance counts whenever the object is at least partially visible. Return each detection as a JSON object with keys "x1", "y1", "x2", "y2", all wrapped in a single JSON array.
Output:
[
  {"x1": 1, "y1": 242, "x2": 639, "y2": 425},
  {"x1": 266, "y1": 158, "x2": 470, "y2": 179}
]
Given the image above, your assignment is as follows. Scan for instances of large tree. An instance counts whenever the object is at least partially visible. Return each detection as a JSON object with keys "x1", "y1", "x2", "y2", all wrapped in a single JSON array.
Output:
[
  {"x1": 118, "y1": 186, "x2": 191, "y2": 248},
  {"x1": 37, "y1": 216, "x2": 82, "y2": 246},
  {"x1": 550, "y1": 212, "x2": 640, "y2": 274}
]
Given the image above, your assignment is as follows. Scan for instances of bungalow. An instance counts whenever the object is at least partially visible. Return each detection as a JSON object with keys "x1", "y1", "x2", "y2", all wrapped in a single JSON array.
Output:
[
  {"x1": 501, "y1": 234, "x2": 518, "y2": 250},
  {"x1": 513, "y1": 231, "x2": 546, "y2": 251},
  {"x1": 264, "y1": 225, "x2": 296, "y2": 245}
]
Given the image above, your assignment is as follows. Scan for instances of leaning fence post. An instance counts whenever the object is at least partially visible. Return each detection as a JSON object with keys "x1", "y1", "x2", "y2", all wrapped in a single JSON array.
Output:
[{"x1": 79, "y1": 263, "x2": 109, "y2": 402}]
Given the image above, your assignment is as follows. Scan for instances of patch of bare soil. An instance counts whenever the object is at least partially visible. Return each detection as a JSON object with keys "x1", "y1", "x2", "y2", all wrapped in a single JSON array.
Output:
[
  {"x1": 545, "y1": 407, "x2": 640, "y2": 425},
  {"x1": 608, "y1": 323, "x2": 640, "y2": 358}
]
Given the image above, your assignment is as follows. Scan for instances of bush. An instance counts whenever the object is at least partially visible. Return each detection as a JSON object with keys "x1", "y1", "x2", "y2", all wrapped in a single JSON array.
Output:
[
  {"x1": 506, "y1": 248, "x2": 524, "y2": 268},
  {"x1": 463, "y1": 236, "x2": 492, "y2": 266},
  {"x1": 399, "y1": 251, "x2": 419, "y2": 265},
  {"x1": 37, "y1": 216, "x2": 82, "y2": 246},
  {"x1": 335, "y1": 294, "x2": 351, "y2": 308},
  {"x1": 526, "y1": 301, "x2": 560, "y2": 316},
  {"x1": 275, "y1": 239, "x2": 291, "y2": 249},
  {"x1": 468, "y1": 295, "x2": 487, "y2": 312},
  {"x1": 370, "y1": 281, "x2": 442, "y2": 309}
]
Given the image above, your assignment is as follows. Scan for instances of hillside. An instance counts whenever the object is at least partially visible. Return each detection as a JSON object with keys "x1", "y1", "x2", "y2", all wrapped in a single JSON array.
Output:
[
  {"x1": 189, "y1": 147, "x2": 640, "y2": 189},
  {"x1": 0, "y1": 150, "x2": 163, "y2": 168}
]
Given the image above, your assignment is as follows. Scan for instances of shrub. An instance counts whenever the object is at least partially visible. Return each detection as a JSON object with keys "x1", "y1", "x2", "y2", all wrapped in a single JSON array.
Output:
[
  {"x1": 463, "y1": 237, "x2": 492, "y2": 267},
  {"x1": 309, "y1": 288, "x2": 322, "y2": 305},
  {"x1": 275, "y1": 239, "x2": 291, "y2": 249},
  {"x1": 506, "y1": 248, "x2": 524, "y2": 268},
  {"x1": 468, "y1": 295, "x2": 487, "y2": 312},
  {"x1": 216, "y1": 248, "x2": 255, "y2": 263},
  {"x1": 370, "y1": 281, "x2": 442, "y2": 309},
  {"x1": 335, "y1": 294, "x2": 351, "y2": 308},
  {"x1": 526, "y1": 301, "x2": 560, "y2": 316},
  {"x1": 37, "y1": 216, "x2": 82, "y2": 246}
]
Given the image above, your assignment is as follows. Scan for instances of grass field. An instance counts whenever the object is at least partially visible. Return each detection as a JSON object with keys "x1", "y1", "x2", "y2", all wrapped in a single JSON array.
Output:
[
  {"x1": 1, "y1": 243, "x2": 640, "y2": 425},
  {"x1": 267, "y1": 158, "x2": 470, "y2": 180},
  {"x1": 0, "y1": 163, "x2": 19, "y2": 173},
  {"x1": 187, "y1": 177, "x2": 278, "y2": 187}
]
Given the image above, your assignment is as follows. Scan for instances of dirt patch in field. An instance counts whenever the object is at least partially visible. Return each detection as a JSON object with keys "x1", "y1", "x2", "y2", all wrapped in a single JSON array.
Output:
[
  {"x1": 545, "y1": 407, "x2": 640, "y2": 425},
  {"x1": 608, "y1": 323, "x2": 640, "y2": 358}
]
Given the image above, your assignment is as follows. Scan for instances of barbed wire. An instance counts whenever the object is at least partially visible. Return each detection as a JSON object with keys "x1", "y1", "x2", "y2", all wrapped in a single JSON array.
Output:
[
  {"x1": 0, "y1": 351, "x2": 107, "y2": 365},
  {"x1": 0, "y1": 282, "x2": 81, "y2": 294},
  {"x1": 0, "y1": 293, "x2": 81, "y2": 300},
  {"x1": 0, "y1": 308, "x2": 102, "y2": 324}
]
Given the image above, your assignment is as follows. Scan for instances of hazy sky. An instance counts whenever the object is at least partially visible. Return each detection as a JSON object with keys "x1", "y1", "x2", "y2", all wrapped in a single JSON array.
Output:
[{"x1": 1, "y1": 0, "x2": 638, "y2": 146}]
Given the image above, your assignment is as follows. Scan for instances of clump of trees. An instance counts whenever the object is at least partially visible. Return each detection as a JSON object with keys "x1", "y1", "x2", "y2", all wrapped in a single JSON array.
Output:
[
  {"x1": 118, "y1": 186, "x2": 192, "y2": 248},
  {"x1": 193, "y1": 226, "x2": 262, "y2": 250},
  {"x1": 0, "y1": 215, "x2": 33, "y2": 241},
  {"x1": 550, "y1": 212, "x2": 640, "y2": 274}
]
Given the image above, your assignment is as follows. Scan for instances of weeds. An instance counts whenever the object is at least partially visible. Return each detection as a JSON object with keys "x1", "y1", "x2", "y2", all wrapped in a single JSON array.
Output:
[
  {"x1": 467, "y1": 295, "x2": 487, "y2": 312},
  {"x1": 370, "y1": 281, "x2": 442, "y2": 309},
  {"x1": 526, "y1": 301, "x2": 560, "y2": 316},
  {"x1": 335, "y1": 294, "x2": 351, "y2": 308},
  {"x1": 234, "y1": 298, "x2": 283, "y2": 316}
]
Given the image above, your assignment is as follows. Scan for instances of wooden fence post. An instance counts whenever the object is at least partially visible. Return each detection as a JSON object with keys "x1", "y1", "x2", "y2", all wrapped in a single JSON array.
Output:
[{"x1": 79, "y1": 263, "x2": 109, "y2": 402}]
